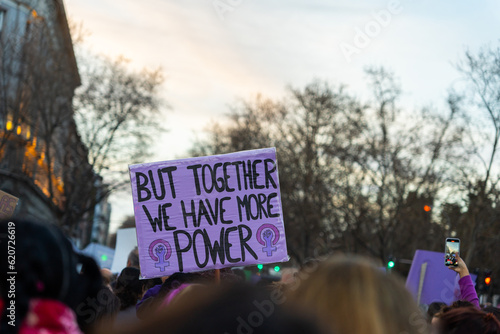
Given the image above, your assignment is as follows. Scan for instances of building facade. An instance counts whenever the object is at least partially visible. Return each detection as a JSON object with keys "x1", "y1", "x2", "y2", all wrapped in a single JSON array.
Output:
[{"x1": 0, "y1": 0, "x2": 110, "y2": 247}]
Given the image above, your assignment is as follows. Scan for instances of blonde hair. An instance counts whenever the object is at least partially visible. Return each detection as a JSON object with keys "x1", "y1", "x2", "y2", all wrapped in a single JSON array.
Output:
[{"x1": 289, "y1": 254, "x2": 429, "y2": 334}]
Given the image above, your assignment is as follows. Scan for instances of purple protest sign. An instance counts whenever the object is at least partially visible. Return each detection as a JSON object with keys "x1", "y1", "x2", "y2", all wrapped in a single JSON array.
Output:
[
  {"x1": 129, "y1": 148, "x2": 289, "y2": 279},
  {"x1": 406, "y1": 249, "x2": 476, "y2": 305}
]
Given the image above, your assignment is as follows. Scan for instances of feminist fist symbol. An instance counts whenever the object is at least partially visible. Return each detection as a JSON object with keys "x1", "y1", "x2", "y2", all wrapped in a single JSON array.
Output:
[
  {"x1": 256, "y1": 224, "x2": 280, "y2": 257},
  {"x1": 149, "y1": 239, "x2": 172, "y2": 272},
  {"x1": 156, "y1": 244, "x2": 165, "y2": 257}
]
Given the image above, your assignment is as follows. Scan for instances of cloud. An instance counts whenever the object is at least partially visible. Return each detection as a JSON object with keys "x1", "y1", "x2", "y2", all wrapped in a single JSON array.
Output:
[{"x1": 64, "y1": 0, "x2": 500, "y2": 226}]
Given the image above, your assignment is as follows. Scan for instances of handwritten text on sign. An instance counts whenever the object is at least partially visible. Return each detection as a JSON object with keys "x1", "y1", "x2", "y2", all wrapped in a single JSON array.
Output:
[{"x1": 129, "y1": 148, "x2": 288, "y2": 278}]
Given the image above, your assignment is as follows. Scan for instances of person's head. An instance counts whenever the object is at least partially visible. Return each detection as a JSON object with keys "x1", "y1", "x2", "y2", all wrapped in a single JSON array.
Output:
[
  {"x1": 289, "y1": 254, "x2": 429, "y2": 334},
  {"x1": 483, "y1": 306, "x2": 500, "y2": 321},
  {"x1": 78, "y1": 284, "x2": 121, "y2": 333},
  {"x1": 450, "y1": 300, "x2": 474, "y2": 309},
  {"x1": 158, "y1": 272, "x2": 207, "y2": 298},
  {"x1": 114, "y1": 283, "x2": 329, "y2": 334},
  {"x1": 0, "y1": 219, "x2": 102, "y2": 333},
  {"x1": 114, "y1": 267, "x2": 142, "y2": 310},
  {"x1": 438, "y1": 307, "x2": 500, "y2": 334},
  {"x1": 127, "y1": 247, "x2": 140, "y2": 269},
  {"x1": 427, "y1": 302, "x2": 447, "y2": 320},
  {"x1": 141, "y1": 277, "x2": 162, "y2": 296},
  {"x1": 432, "y1": 299, "x2": 480, "y2": 327}
]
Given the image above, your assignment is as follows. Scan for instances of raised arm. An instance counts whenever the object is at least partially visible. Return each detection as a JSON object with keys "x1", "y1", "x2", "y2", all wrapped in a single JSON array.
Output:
[{"x1": 448, "y1": 254, "x2": 479, "y2": 308}]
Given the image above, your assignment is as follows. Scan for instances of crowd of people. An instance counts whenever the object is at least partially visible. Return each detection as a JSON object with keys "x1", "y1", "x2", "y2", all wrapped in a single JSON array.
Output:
[{"x1": 1, "y1": 219, "x2": 499, "y2": 334}]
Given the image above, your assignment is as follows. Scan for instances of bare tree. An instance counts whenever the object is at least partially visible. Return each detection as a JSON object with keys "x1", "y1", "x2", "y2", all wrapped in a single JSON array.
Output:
[
  {"x1": 0, "y1": 5, "x2": 84, "y2": 222},
  {"x1": 1, "y1": 11, "x2": 167, "y2": 246},
  {"x1": 191, "y1": 81, "x2": 365, "y2": 263},
  {"x1": 452, "y1": 44, "x2": 500, "y2": 268},
  {"x1": 65, "y1": 49, "x2": 166, "y2": 242},
  {"x1": 73, "y1": 53, "x2": 165, "y2": 181},
  {"x1": 324, "y1": 67, "x2": 463, "y2": 263},
  {"x1": 190, "y1": 69, "x2": 464, "y2": 265}
]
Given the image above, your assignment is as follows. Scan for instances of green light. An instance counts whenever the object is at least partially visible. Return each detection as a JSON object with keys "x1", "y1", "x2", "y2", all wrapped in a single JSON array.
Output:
[
  {"x1": 257, "y1": 264, "x2": 263, "y2": 270},
  {"x1": 387, "y1": 261, "x2": 395, "y2": 268},
  {"x1": 274, "y1": 266, "x2": 280, "y2": 272},
  {"x1": 101, "y1": 254, "x2": 108, "y2": 261}
]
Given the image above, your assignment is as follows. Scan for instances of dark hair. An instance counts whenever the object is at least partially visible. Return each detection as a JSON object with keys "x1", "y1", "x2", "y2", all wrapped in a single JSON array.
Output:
[
  {"x1": 483, "y1": 306, "x2": 500, "y2": 321},
  {"x1": 436, "y1": 299, "x2": 478, "y2": 319},
  {"x1": 158, "y1": 272, "x2": 206, "y2": 299},
  {"x1": 136, "y1": 270, "x2": 240, "y2": 317},
  {"x1": 78, "y1": 284, "x2": 121, "y2": 333},
  {"x1": 142, "y1": 277, "x2": 162, "y2": 293},
  {"x1": 0, "y1": 219, "x2": 102, "y2": 334},
  {"x1": 114, "y1": 267, "x2": 142, "y2": 310},
  {"x1": 115, "y1": 283, "x2": 329, "y2": 334},
  {"x1": 136, "y1": 273, "x2": 203, "y2": 319},
  {"x1": 439, "y1": 307, "x2": 500, "y2": 334},
  {"x1": 451, "y1": 300, "x2": 475, "y2": 309},
  {"x1": 427, "y1": 302, "x2": 447, "y2": 319}
]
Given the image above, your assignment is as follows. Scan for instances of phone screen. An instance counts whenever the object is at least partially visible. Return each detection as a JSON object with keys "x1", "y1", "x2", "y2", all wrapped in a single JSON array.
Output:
[{"x1": 445, "y1": 238, "x2": 460, "y2": 266}]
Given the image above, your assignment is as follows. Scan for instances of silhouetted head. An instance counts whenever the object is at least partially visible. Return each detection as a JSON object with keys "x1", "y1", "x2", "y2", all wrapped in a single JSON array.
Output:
[
  {"x1": 114, "y1": 267, "x2": 142, "y2": 310},
  {"x1": 115, "y1": 283, "x2": 329, "y2": 334},
  {"x1": 0, "y1": 219, "x2": 101, "y2": 333},
  {"x1": 438, "y1": 307, "x2": 500, "y2": 334},
  {"x1": 289, "y1": 254, "x2": 429, "y2": 334},
  {"x1": 427, "y1": 302, "x2": 446, "y2": 320}
]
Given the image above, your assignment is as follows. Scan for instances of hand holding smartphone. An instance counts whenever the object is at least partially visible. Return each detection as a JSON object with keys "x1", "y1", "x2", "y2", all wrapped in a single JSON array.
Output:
[{"x1": 445, "y1": 238, "x2": 460, "y2": 266}]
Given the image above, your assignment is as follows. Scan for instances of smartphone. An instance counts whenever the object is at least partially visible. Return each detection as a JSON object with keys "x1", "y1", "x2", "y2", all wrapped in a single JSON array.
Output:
[{"x1": 445, "y1": 238, "x2": 460, "y2": 266}]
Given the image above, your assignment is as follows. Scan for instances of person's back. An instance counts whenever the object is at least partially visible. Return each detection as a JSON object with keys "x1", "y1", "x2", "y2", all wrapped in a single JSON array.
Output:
[{"x1": 114, "y1": 267, "x2": 143, "y2": 326}]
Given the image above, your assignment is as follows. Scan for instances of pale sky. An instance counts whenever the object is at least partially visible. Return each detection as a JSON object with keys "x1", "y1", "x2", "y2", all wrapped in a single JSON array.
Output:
[{"x1": 63, "y1": 0, "x2": 500, "y2": 232}]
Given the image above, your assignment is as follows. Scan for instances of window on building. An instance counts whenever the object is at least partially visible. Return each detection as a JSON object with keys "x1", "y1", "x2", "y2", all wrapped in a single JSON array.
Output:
[{"x1": 0, "y1": 9, "x2": 5, "y2": 33}]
